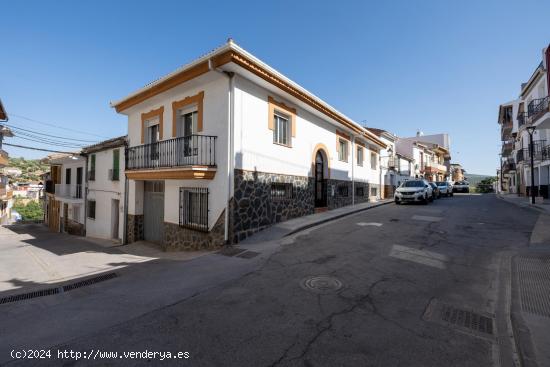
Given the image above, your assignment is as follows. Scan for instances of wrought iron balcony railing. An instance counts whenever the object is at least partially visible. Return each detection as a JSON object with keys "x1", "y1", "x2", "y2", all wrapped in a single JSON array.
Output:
[
  {"x1": 126, "y1": 135, "x2": 217, "y2": 170},
  {"x1": 518, "y1": 112, "x2": 529, "y2": 128},
  {"x1": 527, "y1": 96, "x2": 550, "y2": 123}
]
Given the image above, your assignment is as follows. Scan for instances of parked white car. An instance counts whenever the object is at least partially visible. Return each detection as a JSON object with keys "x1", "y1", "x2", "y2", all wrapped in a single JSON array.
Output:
[
  {"x1": 436, "y1": 181, "x2": 453, "y2": 197},
  {"x1": 394, "y1": 179, "x2": 433, "y2": 205},
  {"x1": 453, "y1": 181, "x2": 470, "y2": 193}
]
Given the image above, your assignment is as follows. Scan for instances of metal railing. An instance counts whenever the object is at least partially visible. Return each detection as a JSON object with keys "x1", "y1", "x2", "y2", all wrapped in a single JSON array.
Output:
[
  {"x1": 527, "y1": 96, "x2": 550, "y2": 122},
  {"x1": 126, "y1": 135, "x2": 217, "y2": 170},
  {"x1": 54, "y1": 184, "x2": 83, "y2": 199},
  {"x1": 518, "y1": 140, "x2": 548, "y2": 162},
  {"x1": 518, "y1": 112, "x2": 529, "y2": 128},
  {"x1": 179, "y1": 187, "x2": 209, "y2": 232}
]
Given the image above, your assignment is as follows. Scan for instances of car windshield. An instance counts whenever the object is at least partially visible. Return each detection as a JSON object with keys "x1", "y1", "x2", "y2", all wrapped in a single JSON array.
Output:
[
  {"x1": 401, "y1": 181, "x2": 424, "y2": 188},
  {"x1": 436, "y1": 182, "x2": 446, "y2": 186}
]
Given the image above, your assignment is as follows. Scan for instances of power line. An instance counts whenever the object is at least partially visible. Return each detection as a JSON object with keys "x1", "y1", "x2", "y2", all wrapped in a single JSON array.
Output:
[
  {"x1": 5, "y1": 123, "x2": 99, "y2": 143},
  {"x1": 12, "y1": 134, "x2": 86, "y2": 148},
  {"x1": 3, "y1": 142, "x2": 77, "y2": 154},
  {"x1": 9, "y1": 113, "x2": 110, "y2": 139},
  {"x1": 11, "y1": 129, "x2": 88, "y2": 147}
]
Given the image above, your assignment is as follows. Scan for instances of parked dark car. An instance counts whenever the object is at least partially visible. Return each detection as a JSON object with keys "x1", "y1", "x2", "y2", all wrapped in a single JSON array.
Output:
[{"x1": 429, "y1": 182, "x2": 440, "y2": 199}]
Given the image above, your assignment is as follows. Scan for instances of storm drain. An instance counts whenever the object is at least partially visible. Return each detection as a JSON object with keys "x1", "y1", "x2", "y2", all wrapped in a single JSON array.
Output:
[
  {"x1": 423, "y1": 299, "x2": 494, "y2": 336},
  {"x1": 0, "y1": 272, "x2": 118, "y2": 306},
  {"x1": 62, "y1": 272, "x2": 118, "y2": 292},
  {"x1": 301, "y1": 275, "x2": 343, "y2": 294},
  {"x1": 236, "y1": 251, "x2": 260, "y2": 259},
  {"x1": 515, "y1": 255, "x2": 550, "y2": 317},
  {"x1": 0, "y1": 287, "x2": 60, "y2": 305}
]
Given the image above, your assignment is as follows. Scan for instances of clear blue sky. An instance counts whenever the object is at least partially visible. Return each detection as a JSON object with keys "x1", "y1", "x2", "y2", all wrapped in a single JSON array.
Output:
[{"x1": 2, "y1": 0, "x2": 549, "y2": 174}]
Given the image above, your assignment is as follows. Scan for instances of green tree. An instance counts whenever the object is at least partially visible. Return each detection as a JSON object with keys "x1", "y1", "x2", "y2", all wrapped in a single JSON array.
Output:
[{"x1": 13, "y1": 199, "x2": 44, "y2": 221}]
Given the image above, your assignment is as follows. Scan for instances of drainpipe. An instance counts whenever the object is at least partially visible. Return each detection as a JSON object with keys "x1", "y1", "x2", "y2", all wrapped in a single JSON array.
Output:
[
  {"x1": 379, "y1": 153, "x2": 382, "y2": 200},
  {"x1": 209, "y1": 59, "x2": 235, "y2": 245},
  {"x1": 123, "y1": 140, "x2": 129, "y2": 245},
  {"x1": 81, "y1": 153, "x2": 88, "y2": 236},
  {"x1": 351, "y1": 135, "x2": 355, "y2": 205}
]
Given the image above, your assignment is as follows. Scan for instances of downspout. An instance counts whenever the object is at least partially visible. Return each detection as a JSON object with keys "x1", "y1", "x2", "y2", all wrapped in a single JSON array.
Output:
[
  {"x1": 209, "y1": 59, "x2": 235, "y2": 245},
  {"x1": 81, "y1": 153, "x2": 88, "y2": 236},
  {"x1": 123, "y1": 140, "x2": 129, "y2": 245},
  {"x1": 351, "y1": 135, "x2": 355, "y2": 205}
]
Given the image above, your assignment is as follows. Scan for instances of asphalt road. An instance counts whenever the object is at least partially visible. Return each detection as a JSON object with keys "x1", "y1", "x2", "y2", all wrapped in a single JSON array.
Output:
[{"x1": 6, "y1": 194, "x2": 540, "y2": 367}]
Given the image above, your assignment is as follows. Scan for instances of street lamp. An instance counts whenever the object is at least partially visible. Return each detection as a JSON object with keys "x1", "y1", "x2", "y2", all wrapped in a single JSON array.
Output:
[{"x1": 527, "y1": 125, "x2": 536, "y2": 204}]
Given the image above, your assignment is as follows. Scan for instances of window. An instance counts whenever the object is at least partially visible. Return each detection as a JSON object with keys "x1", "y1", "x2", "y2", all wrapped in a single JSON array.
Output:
[
  {"x1": 87, "y1": 200, "x2": 96, "y2": 219},
  {"x1": 89, "y1": 154, "x2": 96, "y2": 181},
  {"x1": 370, "y1": 187, "x2": 378, "y2": 197},
  {"x1": 337, "y1": 184, "x2": 349, "y2": 197},
  {"x1": 356, "y1": 186, "x2": 364, "y2": 197},
  {"x1": 271, "y1": 183, "x2": 293, "y2": 200},
  {"x1": 370, "y1": 152, "x2": 377, "y2": 170},
  {"x1": 357, "y1": 146, "x2": 364, "y2": 166},
  {"x1": 111, "y1": 149, "x2": 120, "y2": 181},
  {"x1": 338, "y1": 139, "x2": 348, "y2": 162},
  {"x1": 179, "y1": 187, "x2": 208, "y2": 231},
  {"x1": 65, "y1": 168, "x2": 71, "y2": 185},
  {"x1": 273, "y1": 112, "x2": 291, "y2": 146}
]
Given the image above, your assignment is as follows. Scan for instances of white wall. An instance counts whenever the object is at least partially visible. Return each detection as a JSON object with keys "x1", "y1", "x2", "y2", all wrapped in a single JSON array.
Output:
[
  {"x1": 86, "y1": 146, "x2": 125, "y2": 241},
  {"x1": 124, "y1": 71, "x2": 229, "y2": 229},
  {"x1": 233, "y1": 75, "x2": 381, "y2": 185}
]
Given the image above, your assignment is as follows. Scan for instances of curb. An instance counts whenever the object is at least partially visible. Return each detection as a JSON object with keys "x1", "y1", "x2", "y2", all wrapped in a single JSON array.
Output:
[
  {"x1": 284, "y1": 200, "x2": 393, "y2": 237},
  {"x1": 496, "y1": 195, "x2": 547, "y2": 214}
]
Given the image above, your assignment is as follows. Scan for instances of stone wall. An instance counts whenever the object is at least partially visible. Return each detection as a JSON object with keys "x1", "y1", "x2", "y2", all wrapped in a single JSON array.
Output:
[
  {"x1": 233, "y1": 169, "x2": 314, "y2": 243},
  {"x1": 326, "y1": 180, "x2": 370, "y2": 209},
  {"x1": 127, "y1": 214, "x2": 144, "y2": 243},
  {"x1": 162, "y1": 210, "x2": 225, "y2": 251}
]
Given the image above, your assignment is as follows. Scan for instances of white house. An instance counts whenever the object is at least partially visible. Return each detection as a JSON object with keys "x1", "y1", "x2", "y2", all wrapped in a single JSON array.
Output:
[
  {"x1": 397, "y1": 133, "x2": 451, "y2": 182},
  {"x1": 82, "y1": 136, "x2": 126, "y2": 242},
  {"x1": 111, "y1": 40, "x2": 388, "y2": 250},
  {"x1": 46, "y1": 154, "x2": 86, "y2": 235}
]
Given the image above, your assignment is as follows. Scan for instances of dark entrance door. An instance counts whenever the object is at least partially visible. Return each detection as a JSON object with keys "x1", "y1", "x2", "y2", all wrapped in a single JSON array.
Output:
[{"x1": 315, "y1": 151, "x2": 327, "y2": 207}]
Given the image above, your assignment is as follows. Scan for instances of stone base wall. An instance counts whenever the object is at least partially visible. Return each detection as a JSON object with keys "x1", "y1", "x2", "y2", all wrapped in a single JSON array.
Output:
[
  {"x1": 233, "y1": 169, "x2": 314, "y2": 243},
  {"x1": 162, "y1": 210, "x2": 225, "y2": 251},
  {"x1": 127, "y1": 214, "x2": 144, "y2": 243},
  {"x1": 326, "y1": 180, "x2": 370, "y2": 209},
  {"x1": 66, "y1": 219, "x2": 85, "y2": 236}
]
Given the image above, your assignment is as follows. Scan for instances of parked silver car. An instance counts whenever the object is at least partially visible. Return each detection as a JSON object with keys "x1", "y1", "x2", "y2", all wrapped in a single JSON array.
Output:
[
  {"x1": 394, "y1": 179, "x2": 433, "y2": 205},
  {"x1": 436, "y1": 181, "x2": 453, "y2": 197}
]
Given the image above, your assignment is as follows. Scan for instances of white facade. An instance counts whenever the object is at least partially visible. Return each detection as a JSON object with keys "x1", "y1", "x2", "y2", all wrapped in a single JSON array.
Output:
[{"x1": 84, "y1": 139, "x2": 126, "y2": 241}]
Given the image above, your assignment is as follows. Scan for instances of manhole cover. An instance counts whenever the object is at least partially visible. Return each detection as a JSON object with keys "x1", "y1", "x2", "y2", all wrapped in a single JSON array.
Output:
[
  {"x1": 515, "y1": 255, "x2": 550, "y2": 317},
  {"x1": 301, "y1": 275, "x2": 343, "y2": 293}
]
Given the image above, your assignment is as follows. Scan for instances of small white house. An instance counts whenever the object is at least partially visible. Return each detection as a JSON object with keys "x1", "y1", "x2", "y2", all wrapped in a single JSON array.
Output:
[{"x1": 82, "y1": 136, "x2": 126, "y2": 242}]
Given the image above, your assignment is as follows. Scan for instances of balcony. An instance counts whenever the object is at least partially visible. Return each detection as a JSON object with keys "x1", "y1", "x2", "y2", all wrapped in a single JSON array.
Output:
[
  {"x1": 501, "y1": 122, "x2": 513, "y2": 138},
  {"x1": 55, "y1": 184, "x2": 83, "y2": 200},
  {"x1": 518, "y1": 112, "x2": 529, "y2": 128},
  {"x1": 518, "y1": 140, "x2": 548, "y2": 162},
  {"x1": 527, "y1": 96, "x2": 550, "y2": 124},
  {"x1": 501, "y1": 141, "x2": 513, "y2": 155},
  {"x1": 126, "y1": 135, "x2": 217, "y2": 180},
  {"x1": 424, "y1": 162, "x2": 447, "y2": 174}
]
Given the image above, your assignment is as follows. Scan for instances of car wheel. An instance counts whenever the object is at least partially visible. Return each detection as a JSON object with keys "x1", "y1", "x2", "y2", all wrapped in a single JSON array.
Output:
[
  {"x1": 423, "y1": 195, "x2": 429, "y2": 205},
  {"x1": 395, "y1": 198, "x2": 400, "y2": 205},
  {"x1": 429, "y1": 194, "x2": 434, "y2": 202}
]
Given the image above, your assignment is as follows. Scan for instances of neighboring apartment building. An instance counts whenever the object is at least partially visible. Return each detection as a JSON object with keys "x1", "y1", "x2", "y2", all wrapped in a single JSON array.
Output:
[
  {"x1": 368, "y1": 128, "x2": 415, "y2": 197},
  {"x1": 44, "y1": 154, "x2": 86, "y2": 235},
  {"x1": 82, "y1": 136, "x2": 126, "y2": 242},
  {"x1": 111, "y1": 40, "x2": 387, "y2": 250},
  {"x1": 498, "y1": 45, "x2": 550, "y2": 198},
  {"x1": 451, "y1": 163, "x2": 466, "y2": 183},
  {"x1": 0, "y1": 99, "x2": 13, "y2": 224},
  {"x1": 395, "y1": 133, "x2": 451, "y2": 182}
]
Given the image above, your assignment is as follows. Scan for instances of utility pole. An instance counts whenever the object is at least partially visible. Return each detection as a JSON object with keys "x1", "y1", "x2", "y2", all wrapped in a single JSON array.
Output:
[{"x1": 527, "y1": 126, "x2": 536, "y2": 204}]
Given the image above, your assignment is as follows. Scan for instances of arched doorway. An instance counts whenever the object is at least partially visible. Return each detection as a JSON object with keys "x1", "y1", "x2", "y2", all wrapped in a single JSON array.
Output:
[{"x1": 315, "y1": 151, "x2": 327, "y2": 207}]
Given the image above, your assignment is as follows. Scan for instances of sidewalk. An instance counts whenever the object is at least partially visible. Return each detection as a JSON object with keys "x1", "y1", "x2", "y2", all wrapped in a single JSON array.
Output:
[
  {"x1": 238, "y1": 199, "x2": 393, "y2": 245},
  {"x1": 497, "y1": 192, "x2": 550, "y2": 214},
  {"x1": 497, "y1": 193, "x2": 550, "y2": 367}
]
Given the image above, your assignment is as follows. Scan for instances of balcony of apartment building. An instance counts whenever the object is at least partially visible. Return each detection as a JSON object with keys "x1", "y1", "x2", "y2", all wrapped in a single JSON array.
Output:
[
  {"x1": 517, "y1": 140, "x2": 548, "y2": 163},
  {"x1": 501, "y1": 119, "x2": 513, "y2": 140},
  {"x1": 502, "y1": 158, "x2": 516, "y2": 174},
  {"x1": 501, "y1": 140, "x2": 514, "y2": 156},
  {"x1": 54, "y1": 184, "x2": 83, "y2": 201},
  {"x1": 423, "y1": 161, "x2": 447, "y2": 175},
  {"x1": 125, "y1": 135, "x2": 217, "y2": 180},
  {"x1": 527, "y1": 96, "x2": 550, "y2": 127}
]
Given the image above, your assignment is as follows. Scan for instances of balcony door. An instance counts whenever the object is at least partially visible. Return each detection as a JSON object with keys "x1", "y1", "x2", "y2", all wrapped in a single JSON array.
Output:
[
  {"x1": 177, "y1": 108, "x2": 198, "y2": 164},
  {"x1": 76, "y1": 167, "x2": 83, "y2": 199},
  {"x1": 147, "y1": 120, "x2": 160, "y2": 164}
]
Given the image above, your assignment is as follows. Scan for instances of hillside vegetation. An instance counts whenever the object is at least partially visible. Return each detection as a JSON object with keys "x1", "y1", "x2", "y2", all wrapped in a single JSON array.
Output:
[{"x1": 6, "y1": 157, "x2": 49, "y2": 182}]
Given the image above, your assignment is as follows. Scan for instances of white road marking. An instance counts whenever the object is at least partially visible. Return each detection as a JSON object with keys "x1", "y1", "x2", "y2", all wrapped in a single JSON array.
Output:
[
  {"x1": 412, "y1": 215, "x2": 442, "y2": 222},
  {"x1": 389, "y1": 244, "x2": 448, "y2": 269},
  {"x1": 356, "y1": 222, "x2": 383, "y2": 227}
]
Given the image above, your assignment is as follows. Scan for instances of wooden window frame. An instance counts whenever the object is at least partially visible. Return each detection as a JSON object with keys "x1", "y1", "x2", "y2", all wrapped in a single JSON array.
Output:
[
  {"x1": 141, "y1": 106, "x2": 164, "y2": 144},
  {"x1": 172, "y1": 91, "x2": 204, "y2": 137},
  {"x1": 268, "y1": 96, "x2": 296, "y2": 147}
]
